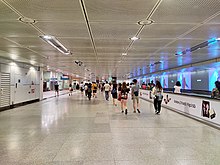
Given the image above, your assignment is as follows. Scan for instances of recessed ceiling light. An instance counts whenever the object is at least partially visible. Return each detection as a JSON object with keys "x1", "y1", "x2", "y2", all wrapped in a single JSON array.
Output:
[
  {"x1": 137, "y1": 19, "x2": 154, "y2": 26},
  {"x1": 130, "y1": 36, "x2": 140, "y2": 41},
  {"x1": 18, "y1": 16, "x2": 36, "y2": 24},
  {"x1": 122, "y1": 53, "x2": 127, "y2": 56}
]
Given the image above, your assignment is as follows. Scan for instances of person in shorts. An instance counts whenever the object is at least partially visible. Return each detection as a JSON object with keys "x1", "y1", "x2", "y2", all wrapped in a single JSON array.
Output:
[
  {"x1": 92, "y1": 82, "x2": 98, "y2": 98},
  {"x1": 119, "y1": 82, "x2": 129, "y2": 115},
  {"x1": 131, "y1": 79, "x2": 140, "y2": 113},
  {"x1": 111, "y1": 83, "x2": 118, "y2": 106},
  {"x1": 54, "y1": 82, "x2": 59, "y2": 97}
]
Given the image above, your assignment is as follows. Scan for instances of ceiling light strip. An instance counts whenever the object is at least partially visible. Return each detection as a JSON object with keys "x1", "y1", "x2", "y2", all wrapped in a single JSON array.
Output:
[
  {"x1": 39, "y1": 35, "x2": 70, "y2": 55},
  {"x1": 79, "y1": 0, "x2": 99, "y2": 65},
  {"x1": 175, "y1": 38, "x2": 219, "y2": 56}
]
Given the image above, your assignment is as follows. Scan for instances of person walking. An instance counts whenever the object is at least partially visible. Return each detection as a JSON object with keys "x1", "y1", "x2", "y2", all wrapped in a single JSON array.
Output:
[
  {"x1": 87, "y1": 82, "x2": 92, "y2": 100},
  {"x1": 152, "y1": 81, "x2": 163, "y2": 115},
  {"x1": 84, "y1": 83, "x2": 88, "y2": 96},
  {"x1": 119, "y1": 82, "x2": 129, "y2": 115},
  {"x1": 104, "y1": 81, "x2": 111, "y2": 101},
  {"x1": 118, "y1": 83, "x2": 123, "y2": 111},
  {"x1": 111, "y1": 83, "x2": 118, "y2": 106},
  {"x1": 69, "y1": 83, "x2": 73, "y2": 96},
  {"x1": 54, "y1": 82, "x2": 59, "y2": 97},
  {"x1": 92, "y1": 82, "x2": 98, "y2": 98},
  {"x1": 131, "y1": 79, "x2": 140, "y2": 113},
  {"x1": 80, "y1": 82, "x2": 84, "y2": 95}
]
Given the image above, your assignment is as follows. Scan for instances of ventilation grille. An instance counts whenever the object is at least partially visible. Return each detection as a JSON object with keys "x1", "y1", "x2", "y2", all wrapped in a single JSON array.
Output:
[{"x1": 0, "y1": 73, "x2": 10, "y2": 108}]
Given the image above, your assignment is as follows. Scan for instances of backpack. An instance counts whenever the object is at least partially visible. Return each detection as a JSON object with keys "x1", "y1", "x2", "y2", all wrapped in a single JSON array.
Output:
[
  {"x1": 111, "y1": 88, "x2": 117, "y2": 94},
  {"x1": 156, "y1": 88, "x2": 163, "y2": 101}
]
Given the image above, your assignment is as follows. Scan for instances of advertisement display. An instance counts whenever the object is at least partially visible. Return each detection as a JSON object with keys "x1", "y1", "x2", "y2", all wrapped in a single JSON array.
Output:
[
  {"x1": 140, "y1": 89, "x2": 219, "y2": 126},
  {"x1": 161, "y1": 75, "x2": 168, "y2": 88},
  {"x1": 177, "y1": 72, "x2": 191, "y2": 89}
]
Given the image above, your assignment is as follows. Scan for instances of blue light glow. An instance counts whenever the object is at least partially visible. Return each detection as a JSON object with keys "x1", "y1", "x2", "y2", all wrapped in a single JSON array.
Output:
[
  {"x1": 208, "y1": 38, "x2": 218, "y2": 45},
  {"x1": 209, "y1": 69, "x2": 219, "y2": 91}
]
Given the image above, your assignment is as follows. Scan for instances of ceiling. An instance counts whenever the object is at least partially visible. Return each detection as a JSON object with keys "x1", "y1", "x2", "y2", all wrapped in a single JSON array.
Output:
[{"x1": 0, "y1": 0, "x2": 220, "y2": 79}]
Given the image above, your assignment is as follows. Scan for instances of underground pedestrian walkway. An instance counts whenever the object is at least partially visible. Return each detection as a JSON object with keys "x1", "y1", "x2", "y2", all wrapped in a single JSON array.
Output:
[{"x1": 0, "y1": 92, "x2": 220, "y2": 165}]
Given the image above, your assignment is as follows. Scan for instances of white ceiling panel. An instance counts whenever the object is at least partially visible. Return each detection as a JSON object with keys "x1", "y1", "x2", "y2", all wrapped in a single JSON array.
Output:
[
  {"x1": 133, "y1": 39, "x2": 173, "y2": 48},
  {"x1": 207, "y1": 14, "x2": 220, "y2": 24},
  {"x1": 95, "y1": 39, "x2": 129, "y2": 49},
  {"x1": 0, "y1": 38, "x2": 20, "y2": 47},
  {"x1": 129, "y1": 47, "x2": 159, "y2": 54},
  {"x1": 96, "y1": 47, "x2": 124, "y2": 54},
  {"x1": 36, "y1": 22, "x2": 89, "y2": 38},
  {"x1": 140, "y1": 24, "x2": 195, "y2": 38},
  {"x1": 0, "y1": 2, "x2": 19, "y2": 21},
  {"x1": 91, "y1": 22, "x2": 139, "y2": 39},
  {"x1": 59, "y1": 38, "x2": 92, "y2": 48},
  {"x1": 0, "y1": 22, "x2": 40, "y2": 37},
  {"x1": 168, "y1": 39, "x2": 205, "y2": 48},
  {"x1": 183, "y1": 24, "x2": 220, "y2": 39},
  {"x1": 151, "y1": 0, "x2": 220, "y2": 23},
  {"x1": 6, "y1": 0, "x2": 84, "y2": 21},
  {"x1": 0, "y1": 0, "x2": 220, "y2": 78},
  {"x1": 5, "y1": 36, "x2": 47, "y2": 47},
  {"x1": 85, "y1": 0, "x2": 158, "y2": 22}
]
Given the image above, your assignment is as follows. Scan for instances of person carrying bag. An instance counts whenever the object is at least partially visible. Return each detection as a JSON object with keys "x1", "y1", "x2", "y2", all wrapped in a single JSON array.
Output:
[{"x1": 152, "y1": 81, "x2": 163, "y2": 115}]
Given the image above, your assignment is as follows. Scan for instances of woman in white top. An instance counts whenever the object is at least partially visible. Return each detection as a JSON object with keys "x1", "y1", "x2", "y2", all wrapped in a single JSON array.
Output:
[
  {"x1": 174, "y1": 81, "x2": 181, "y2": 94},
  {"x1": 152, "y1": 81, "x2": 163, "y2": 115}
]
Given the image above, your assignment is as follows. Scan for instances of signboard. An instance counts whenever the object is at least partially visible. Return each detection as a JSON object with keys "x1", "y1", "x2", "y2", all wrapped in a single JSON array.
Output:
[{"x1": 140, "y1": 89, "x2": 219, "y2": 126}]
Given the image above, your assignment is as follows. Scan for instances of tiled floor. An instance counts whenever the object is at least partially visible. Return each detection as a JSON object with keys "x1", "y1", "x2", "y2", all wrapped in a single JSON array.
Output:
[
  {"x1": 0, "y1": 91, "x2": 220, "y2": 165},
  {"x1": 43, "y1": 90, "x2": 70, "y2": 99}
]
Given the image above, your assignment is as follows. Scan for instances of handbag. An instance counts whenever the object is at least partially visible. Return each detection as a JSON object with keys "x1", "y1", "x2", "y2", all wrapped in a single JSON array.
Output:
[{"x1": 118, "y1": 93, "x2": 121, "y2": 101}]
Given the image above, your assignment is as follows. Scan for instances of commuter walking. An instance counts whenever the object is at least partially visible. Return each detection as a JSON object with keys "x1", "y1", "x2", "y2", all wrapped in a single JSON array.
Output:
[
  {"x1": 211, "y1": 81, "x2": 220, "y2": 98},
  {"x1": 54, "y1": 82, "x2": 59, "y2": 97},
  {"x1": 69, "y1": 83, "x2": 73, "y2": 96},
  {"x1": 131, "y1": 79, "x2": 140, "y2": 113},
  {"x1": 87, "y1": 82, "x2": 92, "y2": 100},
  {"x1": 80, "y1": 82, "x2": 84, "y2": 95},
  {"x1": 119, "y1": 82, "x2": 129, "y2": 115},
  {"x1": 76, "y1": 83, "x2": 79, "y2": 90},
  {"x1": 104, "y1": 81, "x2": 111, "y2": 101},
  {"x1": 152, "y1": 81, "x2": 163, "y2": 115},
  {"x1": 84, "y1": 83, "x2": 88, "y2": 96},
  {"x1": 174, "y1": 81, "x2": 181, "y2": 93},
  {"x1": 117, "y1": 83, "x2": 123, "y2": 111},
  {"x1": 111, "y1": 83, "x2": 118, "y2": 106},
  {"x1": 92, "y1": 82, "x2": 98, "y2": 98}
]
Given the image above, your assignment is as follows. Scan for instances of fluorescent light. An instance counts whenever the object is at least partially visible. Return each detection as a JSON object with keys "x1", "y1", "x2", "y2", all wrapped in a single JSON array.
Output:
[
  {"x1": 122, "y1": 53, "x2": 127, "y2": 56},
  {"x1": 43, "y1": 35, "x2": 52, "y2": 40},
  {"x1": 217, "y1": 38, "x2": 220, "y2": 41},
  {"x1": 130, "y1": 36, "x2": 139, "y2": 41},
  {"x1": 39, "y1": 35, "x2": 70, "y2": 55},
  {"x1": 10, "y1": 62, "x2": 16, "y2": 66}
]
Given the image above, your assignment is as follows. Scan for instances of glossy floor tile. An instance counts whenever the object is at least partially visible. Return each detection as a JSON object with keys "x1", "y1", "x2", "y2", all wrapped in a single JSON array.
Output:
[{"x1": 0, "y1": 91, "x2": 220, "y2": 165}]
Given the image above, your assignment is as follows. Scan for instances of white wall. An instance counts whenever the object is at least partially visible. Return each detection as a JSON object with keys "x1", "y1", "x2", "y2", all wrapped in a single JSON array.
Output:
[{"x1": 0, "y1": 62, "x2": 41, "y2": 106}]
